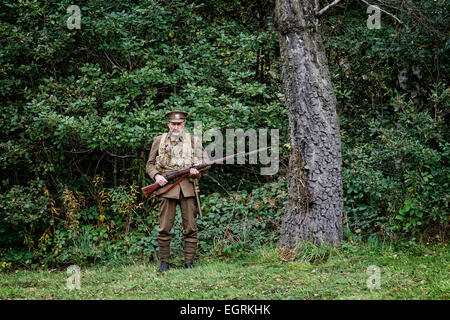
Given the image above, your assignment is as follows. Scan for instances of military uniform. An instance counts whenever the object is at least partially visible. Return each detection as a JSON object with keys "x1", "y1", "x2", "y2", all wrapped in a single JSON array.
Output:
[{"x1": 146, "y1": 111, "x2": 209, "y2": 266}]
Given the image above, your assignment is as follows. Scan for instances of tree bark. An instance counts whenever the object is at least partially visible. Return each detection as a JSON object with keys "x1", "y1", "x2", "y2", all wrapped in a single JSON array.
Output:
[{"x1": 274, "y1": 0, "x2": 343, "y2": 247}]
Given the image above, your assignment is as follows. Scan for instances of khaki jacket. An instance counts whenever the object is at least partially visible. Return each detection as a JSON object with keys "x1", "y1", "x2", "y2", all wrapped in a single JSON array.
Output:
[{"x1": 146, "y1": 132, "x2": 209, "y2": 199}]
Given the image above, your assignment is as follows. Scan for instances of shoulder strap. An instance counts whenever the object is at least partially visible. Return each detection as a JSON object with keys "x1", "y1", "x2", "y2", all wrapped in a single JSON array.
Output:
[
  {"x1": 158, "y1": 133, "x2": 168, "y2": 154},
  {"x1": 190, "y1": 132, "x2": 195, "y2": 149},
  {"x1": 186, "y1": 132, "x2": 194, "y2": 165},
  {"x1": 189, "y1": 133, "x2": 202, "y2": 165}
]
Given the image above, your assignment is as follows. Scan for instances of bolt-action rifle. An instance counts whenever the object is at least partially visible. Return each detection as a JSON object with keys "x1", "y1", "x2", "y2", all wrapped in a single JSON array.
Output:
[{"x1": 141, "y1": 147, "x2": 270, "y2": 198}]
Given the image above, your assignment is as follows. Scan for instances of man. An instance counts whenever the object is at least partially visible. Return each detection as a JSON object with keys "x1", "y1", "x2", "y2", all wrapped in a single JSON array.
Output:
[{"x1": 146, "y1": 110, "x2": 209, "y2": 272}]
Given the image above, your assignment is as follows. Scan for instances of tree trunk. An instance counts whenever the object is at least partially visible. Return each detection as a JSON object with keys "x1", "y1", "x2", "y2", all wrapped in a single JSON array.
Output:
[{"x1": 274, "y1": 0, "x2": 343, "y2": 247}]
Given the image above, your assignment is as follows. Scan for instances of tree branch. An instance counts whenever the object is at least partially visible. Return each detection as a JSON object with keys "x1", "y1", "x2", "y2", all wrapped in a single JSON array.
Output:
[
  {"x1": 316, "y1": 0, "x2": 404, "y2": 25},
  {"x1": 317, "y1": 0, "x2": 343, "y2": 16},
  {"x1": 105, "y1": 150, "x2": 136, "y2": 158},
  {"x1": 103, "y1": 50, "x2": 125, "y2": 71}
]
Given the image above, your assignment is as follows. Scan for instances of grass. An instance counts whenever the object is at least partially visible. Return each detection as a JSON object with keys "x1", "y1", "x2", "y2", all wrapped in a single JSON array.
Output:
[{"x1": 0, "y1": 240, "x2": 448, "y2": 300}]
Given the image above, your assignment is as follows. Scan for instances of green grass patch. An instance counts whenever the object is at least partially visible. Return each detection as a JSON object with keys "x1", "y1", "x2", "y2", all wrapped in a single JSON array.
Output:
[{"x1": 1, "y1": 241, "x2": 448, "y2": 300}]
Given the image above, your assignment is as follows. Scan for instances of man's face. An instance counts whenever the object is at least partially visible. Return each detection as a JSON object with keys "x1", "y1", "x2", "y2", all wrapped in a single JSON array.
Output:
[{"x1": 168, "y1": 121, "x2": 185, "y2": 136}]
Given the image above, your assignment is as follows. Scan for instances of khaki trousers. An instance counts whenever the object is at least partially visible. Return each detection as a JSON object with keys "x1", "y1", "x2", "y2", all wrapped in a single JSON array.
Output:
[{"x1": 157, "y1": 193, "x2": 198, "y2": 264}]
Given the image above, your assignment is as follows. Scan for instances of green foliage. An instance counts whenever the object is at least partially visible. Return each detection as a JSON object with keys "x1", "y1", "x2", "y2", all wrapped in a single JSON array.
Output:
[
  {"x1": 0, "y1": 179, "x2": 50, "y2": 250},
  {"x1": 327, "y1": 1, "x2": 449, "y2": 239},
  {"x1": 0, "y1": 0, "x2": 286, "y2": 189},
  {"x1": 0, "y1": 177, "x2": 287, "y2": 270},
  {"x1": 199, "y1": 177, "x2": 287, "y2": 256},
  {"x1": 342, "y1": 95, "x2": 449, "y2": 238}
]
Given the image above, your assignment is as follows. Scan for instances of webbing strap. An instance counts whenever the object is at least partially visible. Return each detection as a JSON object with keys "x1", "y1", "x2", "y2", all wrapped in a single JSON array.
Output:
[{"x1": 158, "y1": 175, "x2": 186, "y2": 196}]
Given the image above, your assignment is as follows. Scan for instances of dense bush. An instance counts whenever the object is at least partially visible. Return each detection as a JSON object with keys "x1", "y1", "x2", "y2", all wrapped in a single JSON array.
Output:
[
  {"x1": 198, "y1": 177, "x2": 287, "y2": 256},
  {"x1": 0, "y1": 176, "x2": 287, "y2": 269},
  {"x1": 0, "y1": 179, "x2": 50, "y2": 252},
  {"x1": 342, "y1": 95, "x2": 449, "y2": 238}
]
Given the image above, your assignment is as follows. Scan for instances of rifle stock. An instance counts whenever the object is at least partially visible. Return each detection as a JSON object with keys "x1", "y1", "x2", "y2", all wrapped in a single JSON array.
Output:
[{"x1": 141, "y1": 182, "x2": 161, "y2": 198}]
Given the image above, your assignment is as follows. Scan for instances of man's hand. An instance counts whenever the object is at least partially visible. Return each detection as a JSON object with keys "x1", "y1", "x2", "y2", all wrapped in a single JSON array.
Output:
[
  {"x1": 155, "y1": 174, "x2": 168, "y2": 186},
  {"x1": 190, "y1": 163, "x2": 201, "y2": 177},
  {"x1": 189, "y1": 167, "x2": 200, "y2": 176}
]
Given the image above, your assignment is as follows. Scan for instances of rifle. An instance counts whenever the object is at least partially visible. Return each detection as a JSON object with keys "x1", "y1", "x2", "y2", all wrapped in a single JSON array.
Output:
[{"x1": 141, "y1": 146, "x2": 270, "y2": 198}]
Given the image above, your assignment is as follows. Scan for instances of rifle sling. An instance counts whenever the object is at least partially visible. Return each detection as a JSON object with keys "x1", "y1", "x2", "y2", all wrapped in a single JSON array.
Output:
[{"x1": 157, "y1": 175, "x2": 187, "y2": 196}]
